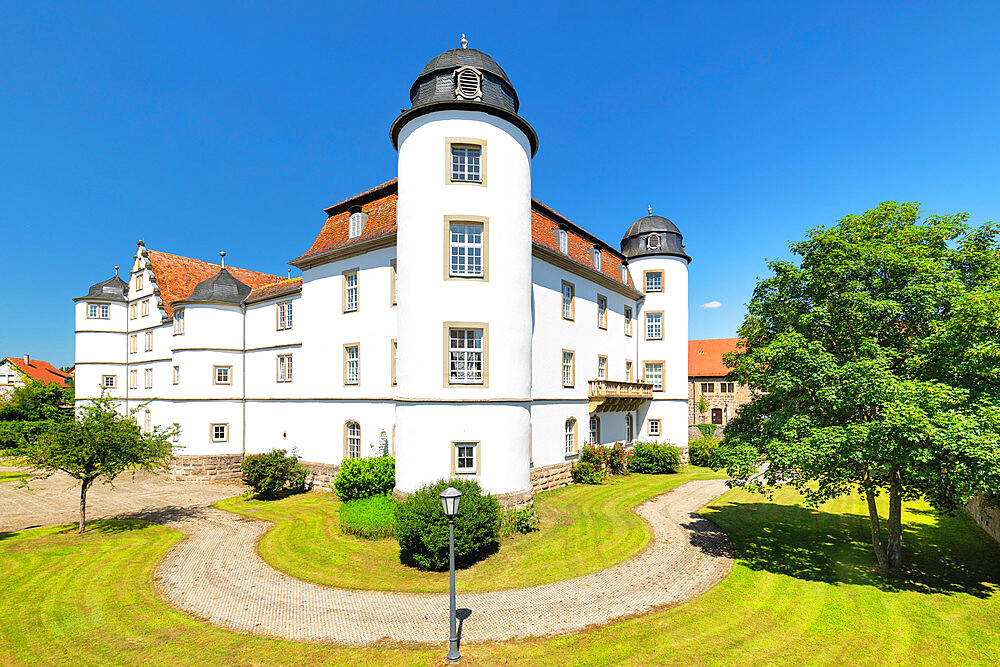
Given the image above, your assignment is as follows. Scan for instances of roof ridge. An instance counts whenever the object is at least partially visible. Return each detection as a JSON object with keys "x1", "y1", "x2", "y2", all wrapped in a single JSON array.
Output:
[
  {"x1": 323, "y1": 178, "x2": 398, "y2": 215},
  {"x1": 145, "y1": 248, "x2": 283, "y2": 281}
]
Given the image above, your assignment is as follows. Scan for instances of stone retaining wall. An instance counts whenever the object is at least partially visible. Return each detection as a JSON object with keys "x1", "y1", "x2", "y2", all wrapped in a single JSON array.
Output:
[
  {"x1": 967, "y1": 494, "x2": 1000, "y2": 543},
  {"x1": 530, "y1": 461, "x2": 573, "y2": 494},
  {"x1": 167, "y1": 454, "x2": 243, "y2": 482},
  {"x1": 688, "y1": 425, "x2": 725, "y2": 441},
  {"x1": 301, "y1": 461, "x2": 339, "y2": 490}
]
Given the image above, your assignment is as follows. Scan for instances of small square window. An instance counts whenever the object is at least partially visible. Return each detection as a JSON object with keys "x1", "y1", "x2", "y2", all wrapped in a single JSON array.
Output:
[
  {"x1": 449, "y1": 222, "x2": 485, "y2": 278},
  {"x1": 87, "y1": 303, "x2": 110, "y2": 319},
  {"x1": 648, "y1": 419, "x2": 661, "y2": 437},
  {"x1": 211, "y1": 423, "x2": 229, "y2": 442},
  {"x1": 454, "y1": 442, "x2": 477, "y2": 474},
  {"x1": 644, "y1": 362, "x2": 664, "y2": 391},
  {"x1": 644, "y1": 271, "x2": 663, "y2": 293},
  {"x1": 447, "y1": 328, "x2": 485, "y2": 385},
  {"x1": 451, "y1": 145, "x2": 482, "y2": 183},
  {"x1": 102, "y1": 374, "x2": 116, "y2": 388},
  {"x1": 214, "y1": 366, "x2": 231, "y2": 385}
]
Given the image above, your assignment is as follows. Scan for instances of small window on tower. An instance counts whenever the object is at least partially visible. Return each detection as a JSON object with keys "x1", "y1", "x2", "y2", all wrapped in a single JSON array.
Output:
[
  {"x1": 454, "y1": 66, "x2": 482, "y2": 100},
  {"x1": 647, "y1": 234, "x2": 661, "y2": 250}
]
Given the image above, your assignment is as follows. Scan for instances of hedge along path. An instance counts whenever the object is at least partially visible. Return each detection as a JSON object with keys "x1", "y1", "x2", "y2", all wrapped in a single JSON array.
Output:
[{"x1": 154, "y1": 478, "x2": 734, "y2": 645}]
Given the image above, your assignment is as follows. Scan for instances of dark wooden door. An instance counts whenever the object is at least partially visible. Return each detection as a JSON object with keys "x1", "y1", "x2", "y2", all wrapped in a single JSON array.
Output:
[{"x1": 711, "y1": 408, "x2": 723, "y2": 424}]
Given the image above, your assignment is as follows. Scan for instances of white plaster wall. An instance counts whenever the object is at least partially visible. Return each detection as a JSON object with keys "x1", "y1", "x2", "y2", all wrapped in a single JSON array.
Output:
[
  {"x1": 169, "y1": 399, "x2": 243, "y2": 456},
  {"x1": 74, "y1": 299, "x2": 127, "y2": 402}
]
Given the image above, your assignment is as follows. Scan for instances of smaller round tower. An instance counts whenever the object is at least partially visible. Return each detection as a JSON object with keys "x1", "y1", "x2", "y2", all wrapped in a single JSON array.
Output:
[{"x1": 621, "y1": 210, "x2": 691, "y2": 448}]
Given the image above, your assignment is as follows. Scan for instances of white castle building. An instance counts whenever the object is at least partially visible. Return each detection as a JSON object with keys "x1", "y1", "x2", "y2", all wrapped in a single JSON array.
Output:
[{"x1": 74, "y1": 41, "x2": 691, "y2": 502}]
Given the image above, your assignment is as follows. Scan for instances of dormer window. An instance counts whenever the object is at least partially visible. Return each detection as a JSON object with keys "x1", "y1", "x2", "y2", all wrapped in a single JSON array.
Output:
[
  {"x1": 620, "y1": 265, "x2": 628, "y2": 282},
  {"x1": 454, "y1": 66, "x2": 482, "y2": 100},
  {"x1": 348, "y1": 208, "x2": 368, "y2": 239},
  {"x1": 592, "y1": 247, "x2": 602, "y2": 271},
  {"x1": 647, "y1": 233, "x2": 661, "y2": 250},
  {"x1": 557, "y1": 229, "x2": 568, "y2": 254}
]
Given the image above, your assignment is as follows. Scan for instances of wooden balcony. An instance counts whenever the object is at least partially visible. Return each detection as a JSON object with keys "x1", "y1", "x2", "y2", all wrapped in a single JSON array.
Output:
[{"x1": 588, "y1": 379, "x2": 654, "y2": 413}]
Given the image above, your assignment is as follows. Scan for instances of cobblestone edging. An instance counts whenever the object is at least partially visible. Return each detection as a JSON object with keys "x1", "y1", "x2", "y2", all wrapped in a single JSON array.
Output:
[
  {"x1": 154, "y1": 478, "x2": 734, "y2": 645},
  {"x1": 968, "y1": 494, "x2": 1000, "y2": 543}
]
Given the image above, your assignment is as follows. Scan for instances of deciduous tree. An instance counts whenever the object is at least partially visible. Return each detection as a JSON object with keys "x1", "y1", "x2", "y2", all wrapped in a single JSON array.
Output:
[{"x1": 720, "y1": 202, "x2": 1000, "y2": 575}]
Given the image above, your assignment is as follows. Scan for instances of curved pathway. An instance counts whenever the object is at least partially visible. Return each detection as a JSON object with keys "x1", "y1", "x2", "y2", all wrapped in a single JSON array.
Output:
[{"x1": 154, "y1": 479, "x2": 734, "y2": 645}]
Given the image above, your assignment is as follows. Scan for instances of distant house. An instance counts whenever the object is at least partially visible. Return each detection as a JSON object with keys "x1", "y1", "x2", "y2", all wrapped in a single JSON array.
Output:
[
  {"x1": 0, "y1": 355, "x2": 73, "y2": 399},
  {"x1": 688, "y1": 339, "x2": 751, "y2": 426}
]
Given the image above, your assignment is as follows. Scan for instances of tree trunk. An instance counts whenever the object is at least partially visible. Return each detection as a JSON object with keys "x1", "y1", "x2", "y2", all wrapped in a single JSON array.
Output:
[
  {"x1": 886, "y1": 467, "x2": 903, "y2": 575},
  {"x1": 864, "y1": 485, "x2": 888, "y2": 572},
  {"x1": 78, "y1": 478, "x2": 93, "y2": 534}
]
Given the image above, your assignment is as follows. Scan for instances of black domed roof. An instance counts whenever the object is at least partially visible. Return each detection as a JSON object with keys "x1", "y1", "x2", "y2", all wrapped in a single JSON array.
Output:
[
  {"x1": 417, "y1": 48, "x2": 511, "y2": 86},
  {"x1": 75, "y1": 274, "x2": 128, "y2": 302},
  {"x1": 173, "y1": 268, "x2": 252, "y2": 306},
  {"x1": 620, "y1": 214, "x2": 690, "y2": 262}
]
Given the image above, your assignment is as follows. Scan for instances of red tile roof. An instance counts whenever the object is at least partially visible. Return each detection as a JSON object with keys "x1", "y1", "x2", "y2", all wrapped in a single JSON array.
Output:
[
  {"x1": 145, "y1": 250, "x2": 283, "y2": 316},
  {"x1": 689, "y1": 338, "x2": 742, "y2": 377},
  {"x1": 4, "y1": 357, "x2": 72, "y2": 388},
  {"x1": 294, "y1": 179, "x2": 635, "y2": 290},
  {"x1": 247, "y1": 277, "x2": 302, "y2": 302}
]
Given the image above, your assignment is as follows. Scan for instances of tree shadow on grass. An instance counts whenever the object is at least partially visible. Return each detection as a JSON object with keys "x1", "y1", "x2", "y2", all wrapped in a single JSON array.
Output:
[{"x1": 704, "y1": 501, "x2": 1000, "y2": 598}]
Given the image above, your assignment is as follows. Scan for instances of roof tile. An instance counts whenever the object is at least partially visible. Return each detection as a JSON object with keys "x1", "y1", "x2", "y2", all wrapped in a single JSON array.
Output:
[
  {"x1": 689, "y1": 338, "x2": 742, "y2": 377},
  {"x1": 4, "y1": 357, "x2": 72, "y2": 388},
  {"x1": 145, "y1": 250, "x2": 282, "y2": 316}
]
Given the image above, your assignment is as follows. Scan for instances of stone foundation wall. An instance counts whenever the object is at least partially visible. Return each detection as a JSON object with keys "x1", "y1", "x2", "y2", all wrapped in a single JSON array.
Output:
[
  {"x1": 676, "y1": 443, "x2": 690, "y2": 465},
  {"x1": 688, "y1": 425, "x2": 724, "y2": 441},
  {"x1": 967, "y1": 494, "x2": 1000, "y2": 543},
  {"x1": 167, "y1": 454, "x2": 243, "y2": 482},
  {"x1": 301, "y1": 461, "x2": 339, "y2": 490},
  {"x1": 530, "y1": 462, "x2": 573, "y2": 494}
]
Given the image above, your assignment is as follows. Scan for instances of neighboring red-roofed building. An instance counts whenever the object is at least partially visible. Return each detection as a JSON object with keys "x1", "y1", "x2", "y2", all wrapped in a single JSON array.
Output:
[
  {"x1": 1, "y1": 355, "x2": 73, "y2": 399},
  {"x1": 688, "y1": 338, "x2": 752, "y2": 426}
]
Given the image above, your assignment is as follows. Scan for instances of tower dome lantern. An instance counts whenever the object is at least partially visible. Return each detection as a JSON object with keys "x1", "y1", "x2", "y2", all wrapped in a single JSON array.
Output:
[{"x1": 620, "y1": 211, "x2": 691, "y2": 263}]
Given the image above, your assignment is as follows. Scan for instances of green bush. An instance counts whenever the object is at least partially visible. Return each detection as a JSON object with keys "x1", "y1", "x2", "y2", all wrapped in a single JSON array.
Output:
[
  {"x1": 334, "y1": 456, "x2": 395, "y2": 501},
  {"x1": 395, "y1": 478, "x2": 500, "y2": 570},
  {"x1": 579, "y1": 443, "x2": 607, "y2": 469},
  {"x1": 697, "y1": 423, "x2": 716, "y2": 438},
  {"x1": 607, "y1": 441, "x2": 632, "y2": 475},
  {"x1": 499, "y1": 505, "x2": 540, "y2": 537},
  {"x1": 689, "y1": 436, "x2": 721, "y2": 468},
  {"x1": 571, "y1": 459, "x2": 604, "y2": 484},
  {"x1": 339, "y1": 495, "x2": 397, "y2": 539},
  {"x1": 240, "y1": 449, "x2": 308, "y2": 499},
  {"x1": 629, "y1": 441, "x2": 682, "y2": 474}
]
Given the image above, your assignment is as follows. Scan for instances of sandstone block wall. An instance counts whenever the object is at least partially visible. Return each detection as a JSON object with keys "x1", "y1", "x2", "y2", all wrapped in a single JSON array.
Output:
[
  {"x1": 301, "y1": 461, "x2": 340, "y2": 490},
  {"x1": 967, "y1": 494, "x2": 1000, "y2": 544},
  {"x1": 530, "y1": 461, "x2": 573, "y2": 494},
  {"x1": 167, "y1": 454, "x2": 243, "y2": 482}
]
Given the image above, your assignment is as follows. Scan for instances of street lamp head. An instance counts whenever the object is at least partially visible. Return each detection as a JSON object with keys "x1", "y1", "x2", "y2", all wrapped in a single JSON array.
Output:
[{"x1": 440, "y1": 486, "x2": 462, "y2": 518}]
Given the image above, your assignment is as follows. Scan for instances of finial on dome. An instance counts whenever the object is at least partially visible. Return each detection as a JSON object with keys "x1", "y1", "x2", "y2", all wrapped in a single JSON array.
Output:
[
  {"x1": 114, "y1": 265, "x2": 119, "y2": 277},
  {"x1": 219, "y1": 251, "x2": 226, "y2": 269},
  {"x1": 460, "y1": 33, "x2": 468, "y2": 49},
  {"x1": 648, "y1": 204, "x2": 652, "y2": 216}
]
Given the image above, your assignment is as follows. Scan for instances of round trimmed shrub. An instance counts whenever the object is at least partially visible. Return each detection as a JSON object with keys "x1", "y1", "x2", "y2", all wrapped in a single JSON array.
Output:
[
  {"x1": 395, "y1": 478, "x2": 500, "y2": 571},
  {"x1": 629, "y1": 441, "x2": 681, "y2": 474},
  {"x1": 334, "y1": 456, "x2": 395, "y2": 501},
  {"x1": 240, "y1": 448, "x2": 308, "y2": 499},
  {"x1": 339, "y1": 495, "x2": 397, "y2": 539},
  {"x1": 689, "y1": 436, "x2": 721, "y2": 468}
]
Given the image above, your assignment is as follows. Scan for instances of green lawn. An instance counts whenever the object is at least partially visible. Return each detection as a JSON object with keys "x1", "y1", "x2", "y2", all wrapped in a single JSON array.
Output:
[
  {"x1": 215, "y1": 468, "x2": 726, "y2": 592},
  {"x1": 0, "y1": 470, "x2": 27, "y2": 484},
  {"x1": 2, "y1": 481, "x2": 999, "y2": 665}
]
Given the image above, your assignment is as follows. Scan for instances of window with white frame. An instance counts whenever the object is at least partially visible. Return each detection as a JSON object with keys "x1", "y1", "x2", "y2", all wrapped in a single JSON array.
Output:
[
  {"x1": 625, "y1": 414, "x2": 633, "y2": 443},
  {"x1": 141, "y1": 299, "x2": 149, "y2": 317},
  {"x1": 144, "y1": 330, "x2": 153, "y2": 352},
  {"x1": 592, "y1": 248, "x2": 602, "y2": 270},
  {"x1": 448, "y1": 328, "x2": 483, "y2": 384},
  {"x1": 214, "y1": 366, "x2": 231, "y2": 385},
  {"x1": 129, "y1": 369, "x2": 137, "y2": 389},
  {"x1": 561, "y1": 281, "x2": 574, "y2": 320},
  {"x1": 143, "y1": 409, "x2": 151, "y2": 433},
  {"x1": 589, "y1": 415, "x2": 600, "y2": 444},
  {"x1": 102, "y1": 374, "x2": 116, "y2": 388},
  {"x1": 135, "y1": 274, "x2": 143, "y2": 291},
  {"x1": 451, "y1": 145, "x2": 481, "y2": 182},
  {"x1": 449, "y1": 222, "x2": 484, "y2": 277},
  {"x1": 558, "y1": 228, "x2": 568, "y2": 254},
  {"x1": 87, "y1": 303, "x2": 110, "y2": 319},
  {"x1": 348, "y1": 210, "x2": 368, "y2": 239},
  {"x1": 173, "y1": 308, "x2": 184, "y2": 335},
  {"x1": 644, "y1": 362, "x2": 664, "y2": 391},
  {"x1": 129, "y1": 333, "x2": 138, "y2": 354},
  {"x1": 626, "y1": 360, "x2": 633, "y2": 382},
  {"x1": 277, "y1": 353, "x2": 293, "y2": 383},
  {"x1": 454, "y1": 442, "x2": 477, "y2": 474},
  {"x1": 344, "y1": 271, "x2": 358, "y2": 312},
  {"x1": 344, "y1": 345, "x2": 360, "y2": 385},
  {"x1": 565, "y1": 418, "x2": 576, "y2": 455},
  {"x1": 624, "y1": 306, "x2": 633, "y2": 336},
  {"x1": 620, "y1": 265, "x2": 628, "y2": 283},
  {"x1": 212, "y1": 423, "x2": 228, "y2": 442},
  {"x1": 645, "y1": 312, "x2": 663, "y2": 340},
  {"x1": 277, "y1": 301, "x2": 293, "y2": 330},
  {"x1": 173, "y1": 365, "x2": 180, "y2": 385},
  {"x1": 172, "y1": 423, "x2": 180, "y2": 443},
  {"x1": 644, "y1": 271, "x2": 663, "y2": 293},
  {"x1": 562, "y1": 350, "x2": 574, "y2": 387},
  {"x1": 648, "y1": 419, "x2": 661, "y2": 436},
  {"x1": 597, "y1": 295, "x2": 607, "y2": 329},
  {"x1": 129, "y1": 303, "x2": 137, "y2": 320},
  {"x1": 597, "y1": 355, "x2": 607, "y2": 380},
  {"x1": 143, "y1": 368, "x2": 152, "y2": 389},
  {"x1": 345, "y1": 421, "x2": 361, "y2": 458}
]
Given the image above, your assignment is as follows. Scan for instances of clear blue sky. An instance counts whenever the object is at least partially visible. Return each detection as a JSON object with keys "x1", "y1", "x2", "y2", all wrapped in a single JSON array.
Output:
[{"x1": 3, "y1": 2, "x2": 999, "y2": 367}]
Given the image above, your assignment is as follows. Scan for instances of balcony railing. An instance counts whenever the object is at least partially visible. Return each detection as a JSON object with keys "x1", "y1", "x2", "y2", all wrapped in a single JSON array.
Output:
[{"x1": 588, "y1": 379, "x2": 654, "y2": 413}]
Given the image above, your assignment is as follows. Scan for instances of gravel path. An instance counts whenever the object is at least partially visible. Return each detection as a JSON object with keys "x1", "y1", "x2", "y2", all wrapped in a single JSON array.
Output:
[{"x1": 154, "y1": 478, "x2": 734, "y2": 645}]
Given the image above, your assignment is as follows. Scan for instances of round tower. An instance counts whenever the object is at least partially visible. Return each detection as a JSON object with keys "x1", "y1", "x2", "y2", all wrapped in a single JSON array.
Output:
[
  {"x1": 621, "y1": 210, "x2": 691, "y2": 449},
  {"x1": 391, "y1": 38, "x2": 537, "y2": 502}
]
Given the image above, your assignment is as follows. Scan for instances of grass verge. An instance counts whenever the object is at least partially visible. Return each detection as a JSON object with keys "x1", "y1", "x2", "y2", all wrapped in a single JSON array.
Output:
[
  {"x1": 216, "y1": 467, "x2": 726, "y2": 592},
  {"x1": 339, "y1": 494, "x2": 396, "y2": 539},
  {"x1": 0, "y1": 470, "x2": 28, "y2": 484}
]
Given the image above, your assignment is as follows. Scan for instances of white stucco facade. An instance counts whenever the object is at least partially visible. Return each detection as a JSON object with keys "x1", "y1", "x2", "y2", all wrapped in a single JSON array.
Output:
[{"x1": 73, "y1": 44, "x2": 691, "y2": 500}]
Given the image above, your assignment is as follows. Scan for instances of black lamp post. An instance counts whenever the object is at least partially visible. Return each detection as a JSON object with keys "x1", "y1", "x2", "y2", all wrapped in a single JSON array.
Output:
[{"x1": 440, "y1": 486, "x2": 462, "y2": 663}]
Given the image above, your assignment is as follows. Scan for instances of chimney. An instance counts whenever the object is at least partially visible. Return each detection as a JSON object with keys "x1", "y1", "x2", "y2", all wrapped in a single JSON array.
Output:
[{"x1": 23, "y1": 354, "x2": 29, "y2": 366}]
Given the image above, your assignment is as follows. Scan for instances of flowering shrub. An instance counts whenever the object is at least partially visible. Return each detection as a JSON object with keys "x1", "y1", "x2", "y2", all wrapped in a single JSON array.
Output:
[
  {"x1": 607, "y1": 441, "x2": 632, "y2": 475},
  {"x1": 572, "y1": 459, "x2": 604, "y2": 484},
  {"x1": 499, "y1": 505, "x2": 540, "y2": 536}
]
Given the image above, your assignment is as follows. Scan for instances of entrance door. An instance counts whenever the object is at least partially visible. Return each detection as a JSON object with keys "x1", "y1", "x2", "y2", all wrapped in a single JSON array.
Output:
[{"x1": 711, "y1": 408, "x2": 723, "y2": 425}]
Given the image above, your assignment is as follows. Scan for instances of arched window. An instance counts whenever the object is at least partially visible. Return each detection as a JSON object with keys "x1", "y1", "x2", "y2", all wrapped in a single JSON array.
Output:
[
  {"x1": 564, "y1": 418, "x2": 577, "y2": 455},
  {"x1": 625, "y1": 414, "x2": 633, "y2": 444},
  {"x1": 589, "y1": 415, "x2": 600, "y2": 444},
  {"x1": 344, "y1": 421, "x2": 361, "y2": 459}
]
